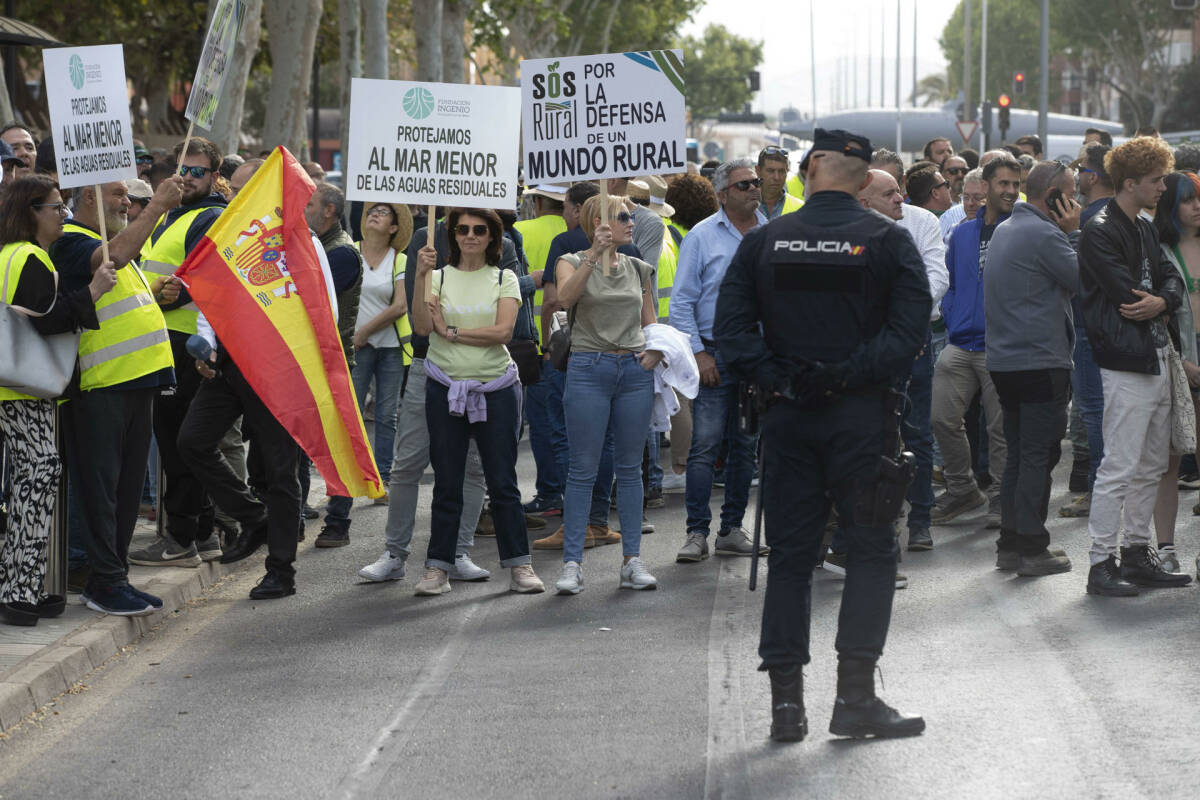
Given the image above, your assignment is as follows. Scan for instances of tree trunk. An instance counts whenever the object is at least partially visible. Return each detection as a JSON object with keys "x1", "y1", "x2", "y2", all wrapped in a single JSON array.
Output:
[
  {"x1": 441, "y1": 0, "x2": 467, "y2": 83},
  {"x1": 413, "y1": 0, "x2": 443, "y2": 83},
  {"x1": 362, "y1": 0, "x2": 389, "y2": 79},
  {"x1": 209, "y1": 0, "x2": 263, "y2": 155},
  {"x1": 0, "y1": 60, "x2": 17, "y2": 126},
  {"x1": 338, "y1": 0, "x2": 362, "y2": 173},
  {"x1": 146, "y1": 82, "x2": 171, "y2": 135},
  {"x1": 262, "y1": 0, "x2": 322, "y2": 158}
]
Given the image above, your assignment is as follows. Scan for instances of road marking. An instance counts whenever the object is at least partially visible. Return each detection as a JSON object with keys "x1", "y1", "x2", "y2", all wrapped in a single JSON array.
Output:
[
  {"x1": 333, "y1": 599, "x2": 492, "y2": 800},
  {"x1": 703, "y1": 557, "x2": 753, "y2": 800}
]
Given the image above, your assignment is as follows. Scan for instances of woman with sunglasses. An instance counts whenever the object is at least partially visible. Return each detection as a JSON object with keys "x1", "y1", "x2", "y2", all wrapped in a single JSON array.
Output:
[
  {"x1": 1152, "y1": 171, "x2": 1200, "y2": 574},
  {"x1": 0, "y1": 176, "x2": 115, "y2": 626},
  {"x1": 411, "y1": 208, "x2": 544, "y2": 595},
  {"x1": 551, "y1": 194, "x2": 664, "y2": 594}
]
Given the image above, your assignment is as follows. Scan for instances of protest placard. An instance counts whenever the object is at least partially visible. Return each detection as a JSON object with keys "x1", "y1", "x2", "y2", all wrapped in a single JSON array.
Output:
[
  {"x1": 42, "y1": 44, "x2": 137, "y2": 189},
  {"x1": 185, "y1": 0, "x2": 247, "y2": 130},
  {"x1": 521, "y1": 51, "x2": 687, "y2": 183},
  {"x1": 345, "y1": 78, "x2": 521, "y2": 210}
]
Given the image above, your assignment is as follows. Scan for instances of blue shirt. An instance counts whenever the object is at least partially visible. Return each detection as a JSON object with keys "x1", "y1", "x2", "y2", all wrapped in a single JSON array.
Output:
[{"x1": 670, "y1": 206, "x2": 767, "y2": 353}]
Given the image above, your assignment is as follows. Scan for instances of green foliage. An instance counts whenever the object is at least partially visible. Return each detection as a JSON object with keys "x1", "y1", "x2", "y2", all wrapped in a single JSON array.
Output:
[{"x1": 678, "y1": 23, "x2": 762, "y2": 120}]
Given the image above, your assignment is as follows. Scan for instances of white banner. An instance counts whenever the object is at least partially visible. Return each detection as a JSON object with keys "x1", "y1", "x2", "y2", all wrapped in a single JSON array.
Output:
[
  {"x1": 521, "y1": 51, "x2": 687, "y2": 183},
  {"x1": 345, "y1": 78, "x2": 521, "y2": 209},
  {"x1": 43, "y1": 44, "x2": 137, "y2": 189},
  {"x1": 185, "y1": 0, "x2": 247, "y2": 129}
]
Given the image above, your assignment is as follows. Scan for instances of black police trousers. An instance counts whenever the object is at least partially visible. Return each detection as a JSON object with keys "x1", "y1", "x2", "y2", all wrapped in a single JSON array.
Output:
[{"x1": 758, "y1": 393, "x2": 898, "y2": 669}]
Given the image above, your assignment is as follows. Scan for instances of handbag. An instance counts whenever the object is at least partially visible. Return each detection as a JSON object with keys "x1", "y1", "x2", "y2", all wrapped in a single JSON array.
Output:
[
  {"x1": 1167, "y1": 345, "x2": 1196, "y2": 454},
  {"x1": 548, "y1": 310, "x2": 571, "y2": 371},
  {"x1": 0, "y1": 249, "x2": 80, "y2": 399},
  {"x1": 506, "y1": 337, "x2": 542, "y2": 386}
]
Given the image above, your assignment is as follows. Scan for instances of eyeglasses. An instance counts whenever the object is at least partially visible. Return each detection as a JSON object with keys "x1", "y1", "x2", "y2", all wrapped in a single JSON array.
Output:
[
  {"x1": 455, "y1": 224, "x2": 489, "y2": 237},
  {"x1": 963, "y1": 193, "x2": 987, "y2": 204},
  {"x1": 178, "y1": 165, "x2": 213, "y2": 178},
  {"x1": 760, "y1": 146, "x2": 788, "y2": 158},
  {"x1": 136, "y1": 156, "x2": 154, "y2": 165},
  {"x1": 944, "y1": 167, "x2": 967, "y2": 176},
  {"x1": 367, "y1": 206, "x2": 396, "y2": 219},
  {"x1": 32, "y1": 201, "x2": 66, "y2": 212},
  {"x1": 730, "y1": 178, "x2": 763, "y2": 191}
]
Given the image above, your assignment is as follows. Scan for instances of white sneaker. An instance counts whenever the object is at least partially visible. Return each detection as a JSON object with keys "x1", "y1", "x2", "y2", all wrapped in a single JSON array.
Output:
[
  {"x1": 414, "y1": 567, "x2": 451, "y2": 595},
  {"x1": 620, "y1": 557, "x2": 658, "y2": 590},
  {"x1": 1160, "y1": 549, "x2": 1181, "y2": 574},
  {"x1": 556, "y1": 561, "x2": 583, "y2": 595},
  {"x1": 359, "y1": 552, "x2": 405, "y2": 582},
  {"x1": 661, "y1": 472, "x2": 687, "y2": 492},
  {"x1": 450, "y1": 553, "x2": 491, "y2": 581},
  {"x1": 509, "y1": 564, "x2": 545, "y2": 593}
]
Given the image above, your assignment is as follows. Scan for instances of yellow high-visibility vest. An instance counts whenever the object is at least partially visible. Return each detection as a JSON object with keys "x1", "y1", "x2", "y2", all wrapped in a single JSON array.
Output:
[
  {"x1": 786, "y1": 173, "x2": 805, "y2": 199},
  {"x1": 356, "y1": 241, "x2": 414, "y2": 367},
  {"x1": 61, "y1": 223, "x2": 173, "y2": 391},
  {"x1": 140, "y1": 206, "x2": 222, "y2": 334},
  {"x1": 656, "y1": 220, "x2": 678, "y2": 323},
  {"x1": 0, "y1": 242, "x2": 58, "y2": 401}
]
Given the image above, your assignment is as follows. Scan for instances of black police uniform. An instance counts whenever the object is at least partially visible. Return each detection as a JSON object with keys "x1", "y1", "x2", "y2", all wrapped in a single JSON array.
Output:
[{"x1": 715, "y1": 181, "x2": 930, "y2": 739}]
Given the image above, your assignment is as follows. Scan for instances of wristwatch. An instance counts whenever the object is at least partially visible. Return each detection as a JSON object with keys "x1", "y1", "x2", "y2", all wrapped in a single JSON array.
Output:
[{"x1": 448, "y1": 326, "x2": 459, "y2": 341}]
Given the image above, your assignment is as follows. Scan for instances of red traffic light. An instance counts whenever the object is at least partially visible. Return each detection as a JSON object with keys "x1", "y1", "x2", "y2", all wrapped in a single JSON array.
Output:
[
  {"x1": 1013, "y1": 71, "x2": 1026, "y2": 95},
  {"x1": 1014, "y1": 72, "x2": 1025, "y2": 84},
  {"x1": 997, "y1": 93, "x2": 1011, "y2": 108}
]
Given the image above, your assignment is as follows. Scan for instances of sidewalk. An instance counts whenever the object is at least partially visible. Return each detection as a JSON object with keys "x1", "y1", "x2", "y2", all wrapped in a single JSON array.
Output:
[{"x1": 0, "y1": 519, "x2": 256, "y2": 734}]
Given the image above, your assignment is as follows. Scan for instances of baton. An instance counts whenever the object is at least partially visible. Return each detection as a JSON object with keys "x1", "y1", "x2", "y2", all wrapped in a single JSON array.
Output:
[{"x1": 749, "y1": 441, "x2": 766, "y2": 591}]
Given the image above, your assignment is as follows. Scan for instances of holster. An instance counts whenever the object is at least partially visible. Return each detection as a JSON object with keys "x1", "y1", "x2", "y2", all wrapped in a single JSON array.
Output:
[{"x1": 844, "y1": 389, "x2": 916, "y2": 527}]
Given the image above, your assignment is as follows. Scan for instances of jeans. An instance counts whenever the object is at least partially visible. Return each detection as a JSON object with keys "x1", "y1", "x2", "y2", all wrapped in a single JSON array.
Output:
[
  {"x1": 1070, "y1": 328, "x2": 1104, "y2": 489},
  {"x1": 562, "y1": 352, "x2": 654, "y2": 563},
  {"x1": 1088, "y1": 352, "x2": 1171, "y2": 564},
  {"x1": 425, "y1": 380, "x2": 528, "y2": 570},
  {"x1": 685, "y1": 351, "x2": 756, "y2": 536},
  {"x1": 647, "y1": 428, "x2": 663, "y2": 491},
  {"x1": 384, "y1": 359, "x2": 482, "y2": 560},
  {"x1": 991, "y1": 369, "x2": 1070, "y2": 556},
  {"x1": 930, "y1": 344, "x2": 1007, "y2": 497},
  {"x1": 903, "y1": 330, "x2": 934, "y2": 531},
  {"x1": 351, "y1": 344, "x2": 405, "y2": 481},
  {"x1": 758, "y1": 394, "x2": 897, "y2": 668},
  {"x1": 525, "y1": 359, "x2": 568, "y2": 504},
  {"x1": 178, "y1": 361, "x2": 301, "y2": 580}
]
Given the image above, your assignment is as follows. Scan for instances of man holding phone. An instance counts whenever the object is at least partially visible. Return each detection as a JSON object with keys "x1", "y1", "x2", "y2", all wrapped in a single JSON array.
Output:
[{"x1": 981, "y1": 161, "x2": 1081, "y2": 575}]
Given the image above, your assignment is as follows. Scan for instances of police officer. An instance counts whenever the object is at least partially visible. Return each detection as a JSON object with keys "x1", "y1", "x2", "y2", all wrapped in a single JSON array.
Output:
[{"x1": 714, "y1": 129, "x2": 930, "y2": 742}]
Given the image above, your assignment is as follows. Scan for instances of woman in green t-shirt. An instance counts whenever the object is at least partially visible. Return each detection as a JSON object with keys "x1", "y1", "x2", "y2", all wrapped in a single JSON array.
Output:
[
  {"x1": 551, "y1": 194, "x2": 665, "y2": 595},
  {"x1": 410, "y1": 208, "x2": 544, "y2": 596}
]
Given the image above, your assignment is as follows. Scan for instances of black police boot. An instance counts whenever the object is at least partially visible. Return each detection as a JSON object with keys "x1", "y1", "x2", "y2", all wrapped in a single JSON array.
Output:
[
  {"x1": 829, "y1": 658, "x2": 925, "y2": 739},
  {"x1": 768, "y1": 665, "x2": 807, "y2": 742},
  {"x1": 1119, "y1": 545, "x2": 1192, "y2": 588},
  {"x1": 1086, "y1": 554, "x2": 1138, "y2": 596},
  {"x1": 219, "y1": 521, "x2": 268, "y2": 564}
]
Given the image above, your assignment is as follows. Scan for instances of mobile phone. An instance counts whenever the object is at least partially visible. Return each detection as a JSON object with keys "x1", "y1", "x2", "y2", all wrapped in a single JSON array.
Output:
[{"x1": 1046, "y1": 188, "x2": 1064, "y2": 218}]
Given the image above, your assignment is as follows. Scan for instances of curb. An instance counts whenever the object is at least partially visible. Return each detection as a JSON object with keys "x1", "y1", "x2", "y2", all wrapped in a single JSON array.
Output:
[{"x1": 0, "y1": 558, "x2": 250, "y2": 733}]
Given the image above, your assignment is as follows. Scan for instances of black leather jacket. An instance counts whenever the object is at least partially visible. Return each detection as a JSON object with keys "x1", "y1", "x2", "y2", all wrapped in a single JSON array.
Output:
[{"x1": 1079, "y1": 199, "x2": 1182, "y2": 374}]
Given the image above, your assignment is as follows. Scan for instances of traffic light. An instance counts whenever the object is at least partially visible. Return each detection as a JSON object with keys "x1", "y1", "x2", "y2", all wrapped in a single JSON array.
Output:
[
  {"x1": 1013, "y1": 71, "x2": 1026, "y2": 96},
  {"x1": 748, "y1": 70, "x2": 760, "y2": 92},
  {"x1": 981, "y1": 100, "x2": 993, "y2": 134},
  {"x1": 997, "y1": 94, "x2": 1011, "y2": 139}
]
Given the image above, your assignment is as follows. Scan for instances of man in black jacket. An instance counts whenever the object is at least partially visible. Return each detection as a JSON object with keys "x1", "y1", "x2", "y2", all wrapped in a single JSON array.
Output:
[{"x1": 1080, "y1": 136, "x2": 1192, "y2": 596}]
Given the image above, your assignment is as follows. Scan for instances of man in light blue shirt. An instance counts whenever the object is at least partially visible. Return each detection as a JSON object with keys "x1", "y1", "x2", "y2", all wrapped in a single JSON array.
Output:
[{"x1": 670, "y1": 158, "x2": 769, "y2": 563}]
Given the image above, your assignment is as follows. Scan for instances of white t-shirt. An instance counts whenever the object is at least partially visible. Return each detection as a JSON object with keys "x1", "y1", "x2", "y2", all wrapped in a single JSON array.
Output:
[
  {"x1": 899, "y1": 204, "x2": 949, "y2": 322},
  {"x1": 355, "y1": 246, "x2": 400, "y2": 349}
]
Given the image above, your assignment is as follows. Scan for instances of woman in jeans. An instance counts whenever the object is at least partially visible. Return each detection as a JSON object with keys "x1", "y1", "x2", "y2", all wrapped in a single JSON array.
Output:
[
  {"x1": 0, "y1": 176, "x2": 114, "y2": 626},
  {"x1": 552, "y1": 194, "x2": 664, "y2": 594},
  {"x1": 350, "y1": 201, "x2": 412, "y2": 495},
  {"x1": 411, "y1": 207, "x2": 544, "y2": 595},
  {"x1": 1152, "y1": 171, "x2": 1200, "y2": 574}
]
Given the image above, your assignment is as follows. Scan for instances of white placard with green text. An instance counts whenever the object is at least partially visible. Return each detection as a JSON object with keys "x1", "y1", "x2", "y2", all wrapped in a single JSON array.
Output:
[
  {"x1": 185, "y1": 0, "x2": 247, "y2": 129},
  {"x1": 521, "y1": 50, "x2": 687, "y2": 183},
  {"x1": 42, "y1": 44, "x2": 137, "y2": 189},
  {"x1": 345, "y1": 78, "x2": 521, "y2": 209}
]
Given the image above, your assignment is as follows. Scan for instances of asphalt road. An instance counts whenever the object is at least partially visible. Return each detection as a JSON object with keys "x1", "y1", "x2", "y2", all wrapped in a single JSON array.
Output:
[{"x1": 1, "y1": 446, "x2": 1199, "y2": 799}]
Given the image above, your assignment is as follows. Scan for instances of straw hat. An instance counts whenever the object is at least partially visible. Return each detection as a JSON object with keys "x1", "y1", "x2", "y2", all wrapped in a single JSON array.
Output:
[
  {"x1": 359, "y1": 201, "x2": 414, "y2": 253},
  {"x1": 631, "y1": 175, "x2": 675, "y2": 217}
]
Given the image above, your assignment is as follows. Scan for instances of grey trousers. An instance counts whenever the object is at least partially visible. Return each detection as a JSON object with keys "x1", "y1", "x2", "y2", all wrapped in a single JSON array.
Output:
[
  {"x1": 931, "y1": 344, "x2": 1007, "y2": 497},
  {"x1": 382, "y1": 359, "x2": 483, "y2": 560},
  {"x1": 214, "y1": 417, "x2": 247, "y2": 532}
]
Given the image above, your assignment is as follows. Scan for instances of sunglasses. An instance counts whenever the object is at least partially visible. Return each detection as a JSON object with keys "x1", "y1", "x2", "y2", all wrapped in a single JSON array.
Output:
[
  {"x1": 612, "y1": 211, "x2": 633, "y2": 224},
  {"x1": 730, "y1": 178, "x2": 763, "y2": 191},
  {"x1": 934, "y1": 181, "x2": 950, "y2": 191},
  {"x1": 455, "y1": 224, "x2": 489, "y2": 237},
  {"x1": 761, "y1": 146, "x2": 788, "y2": 157},
  {"x1": 32, "y1": 201, "x2": 65, "y2": 212},
  {"x1": 136, "y1": 156, "x2": 154, "y2": 165},
  {"x1": 945, "y1": 167, "x2": 967, "y2": 176},
  {"x1": 1077, "y1": 167, "x2": 1096, "y2": 175},
  {"x1": 178, "y1": 165, "x2": 213, "y2": 178}
]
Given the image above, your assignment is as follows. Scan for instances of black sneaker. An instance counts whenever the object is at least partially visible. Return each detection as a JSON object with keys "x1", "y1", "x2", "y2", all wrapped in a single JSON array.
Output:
[
  {"x1": 315, "y1": 526, "x2": 350, "y2": 548},
  {"x1": 85, "y1": 584, "x2": 155, "y2": 616},
  {"x1": 1179, "y1": 472, "x2": 1200, "y2": 490},
  {"x1": 1086, "y1": 555, "x2": 1139, "y2": 597},
  {"x1": 1119, "y1": 545, "x2": 1192, "y2": 588},
  {"x1": 301, "y1": 504, "x2": 320, "y2": 520},
  {"x1": 522, "y1": 496, "x2": 562, "y2": 517}
]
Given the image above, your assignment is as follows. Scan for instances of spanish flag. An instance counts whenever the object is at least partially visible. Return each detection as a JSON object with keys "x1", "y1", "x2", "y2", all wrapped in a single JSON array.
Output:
[{"x1": 176, "y1": 146, "x2": 383, "y2": 499}]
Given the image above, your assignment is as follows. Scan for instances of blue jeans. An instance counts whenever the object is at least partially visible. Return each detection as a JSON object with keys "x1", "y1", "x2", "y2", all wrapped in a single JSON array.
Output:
[
  {"x1": 524, "y1": 359, "x2": 568, "y2": 503},
  {"x1": 1071, "y1": 327, "x2": 1104, "y2": 489},
  {"x1": 350, "y1": 344, "x2": 405, "y2": 481},
  {"x1": 903, "y1": 330, "x2": 934, "y2": 531},
  {"x1": 685, "y1": 351, "x2": 756, "y2": 535},
  {"x1": 647, "y1": 428, "x2": 663, "y2": 490},
  {"x1": 562, "y1": 352, "x2": 653, "y2": 563}
]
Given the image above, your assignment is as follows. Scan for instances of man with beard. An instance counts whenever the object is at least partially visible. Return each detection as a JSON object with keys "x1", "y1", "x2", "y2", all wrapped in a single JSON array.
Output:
[
  {"x1": 49, "y1": 177, "x2": 185, "y2": 613},
  {"x1": 942, "y1": 156, "x2": 969, "y2": 205},
  {"x1": 130, "y1": 138, "x2": 228, "y2": 567}
]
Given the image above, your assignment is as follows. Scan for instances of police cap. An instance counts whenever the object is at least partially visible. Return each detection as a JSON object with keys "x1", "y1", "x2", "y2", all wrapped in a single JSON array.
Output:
[{"x1": 799, "y1": 128, "x2": 873, "y2": 172}]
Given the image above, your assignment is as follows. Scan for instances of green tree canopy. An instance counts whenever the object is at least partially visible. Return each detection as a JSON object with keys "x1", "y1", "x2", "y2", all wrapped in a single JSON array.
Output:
[{"x1": 678, "y1": 23, "x2": 762, "y2": 120}]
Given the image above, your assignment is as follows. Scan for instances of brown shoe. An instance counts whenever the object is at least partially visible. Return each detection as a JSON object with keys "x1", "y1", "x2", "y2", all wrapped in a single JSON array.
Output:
[
  {"x1": 476, "y1": 511, "x2": 496, "y2": 537},
  {"x1": 587, "y1": 524, "x2": 621, "y2": 546},
  {"x1": 373, "y1": 493, "x2": 389, "y2": 506},
  {"x1": 533, "y1": 525, "x2": 564, "y2": 549},
  {"x1": 525, "y1": 513, "x2": 547, "y2": 530}
]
